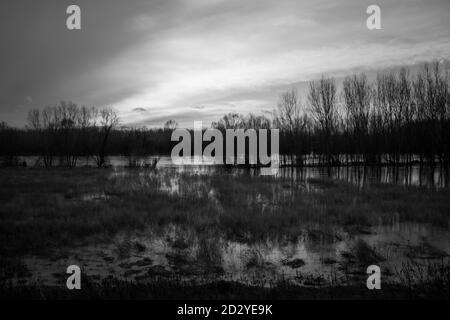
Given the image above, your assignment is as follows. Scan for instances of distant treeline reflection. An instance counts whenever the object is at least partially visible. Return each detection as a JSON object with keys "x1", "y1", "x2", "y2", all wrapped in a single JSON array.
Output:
[{"x1": 0, "y1": 61, "x2": 449, "y2": 175}]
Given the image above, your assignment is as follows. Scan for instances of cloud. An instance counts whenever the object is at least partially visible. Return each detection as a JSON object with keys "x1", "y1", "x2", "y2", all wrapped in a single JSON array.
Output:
[
  {"x1": 132, "y1": 107, "x2": 147, "y2": 112},
  {"x1": 1, "y1": 0, "x2": 449, "y2": 127}
]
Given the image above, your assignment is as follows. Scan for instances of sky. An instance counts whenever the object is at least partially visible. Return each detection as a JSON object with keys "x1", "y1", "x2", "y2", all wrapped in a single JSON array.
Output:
[{"x1": 0, "y1": 0, "x2": 449, "y2": 128}]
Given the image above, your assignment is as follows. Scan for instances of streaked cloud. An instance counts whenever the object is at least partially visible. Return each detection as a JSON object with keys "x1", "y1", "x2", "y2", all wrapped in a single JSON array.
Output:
[{"x1": 1, "y1": 0, "x2": 449, "y2": 127}]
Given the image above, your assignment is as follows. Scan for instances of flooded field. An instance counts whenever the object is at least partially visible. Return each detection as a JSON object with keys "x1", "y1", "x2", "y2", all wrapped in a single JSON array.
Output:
[
  {"x1": 1, "y1": 164, "x2": 449, "y2": 298},
  {"x1": 16, "y1": 155, "x2": 450, "y2": 188},
  {"x1": 20, "y1": 222, "x2": 449, "y2": 289}
]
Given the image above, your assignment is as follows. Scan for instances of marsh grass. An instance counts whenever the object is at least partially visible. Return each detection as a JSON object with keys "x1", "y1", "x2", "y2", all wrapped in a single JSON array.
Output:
[
  {"x1": 1, "y1": 275, "x2": 447, "y2": 299},
  {"x1": 351, "y1": 239, "x2": 385, "y2": 266},
  {"x1": 337, "y1": 239, "x2": 385, "y2": 280},
  {"x1": 395, "y1": 258, "x2": 450, "y2": 299},
  {"x1": 195, "y1": 236, "x2": 223, "y2": 267},
  {"x1": 0, "y1": 257, "x2": 30, "y2": 281},
  {"x1": 0, "y1": 167, "x2": 449, "y2": 259},
  {"x1": 243, "y1": 248, "x2": 265, "y2": 270}
]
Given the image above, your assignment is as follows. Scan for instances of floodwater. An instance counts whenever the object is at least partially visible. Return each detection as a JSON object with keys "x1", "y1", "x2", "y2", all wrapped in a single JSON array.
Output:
[
  {"x1": 17, "y1": 155, "x2": 450, "y2": 188},
  {"x1": 13, "y1": 161, "x2": 450, "y2": 289},
  {"x1": 21, "y1": 222, "x2": 449, "y2": 288}
]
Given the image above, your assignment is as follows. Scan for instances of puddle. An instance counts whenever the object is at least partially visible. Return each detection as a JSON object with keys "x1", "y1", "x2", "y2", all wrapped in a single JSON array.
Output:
[
  {"x1": 81, "y1": 193, "x2": 110, "y2": 201},
  {"x1": 18, "y1": 222, "x2": 450, "y2": 288}
]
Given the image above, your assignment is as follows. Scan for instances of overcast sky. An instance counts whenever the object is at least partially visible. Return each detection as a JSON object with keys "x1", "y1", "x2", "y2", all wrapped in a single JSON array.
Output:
[{"x1": 1, "y1": 0, "x2": 449, "y2": 127}]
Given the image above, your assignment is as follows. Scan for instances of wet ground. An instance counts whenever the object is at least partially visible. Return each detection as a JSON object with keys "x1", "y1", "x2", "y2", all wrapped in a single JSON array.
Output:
[
  {"x1": 1, "y1": 158, "x2": 449, "y2": 295},
  {"x1": 17, "y1": 221, "x2": 449, "y2": 288},
  {"x1": 12, "y1": 166, "x2": 450, "y2": 289},
  {"x1": 18, "y1": 155, "x2": 450, "y2": 188}
]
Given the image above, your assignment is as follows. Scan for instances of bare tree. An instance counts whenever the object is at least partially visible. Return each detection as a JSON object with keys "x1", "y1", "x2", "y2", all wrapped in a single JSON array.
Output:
[
  {"x1": 413, "y1": 62, "x2": 449, "y2": 170},
  {"x1": 273, "y1": 88, "x2": 308, "y2": 165},
  {"x1": 212, "y1": 113, "x2": 245, "y2": 130},
  {"x1": 308, "y1": 77, "x2": 337, "y2": 165},
  {"x1": 164, "y1": 119, "x2": 178, "y2": 131},
  {"x1": 343, "y1": 74, "x2": 372, "y2": 163},
  {"x1": 27, "y1": 106, "x2": 56, "y2": 167},
  {"x1": 77, "y1": 105, "x2": 96, "y2": 165},
  {"x1": 274, "y1": 89, "x2": 301, "y2": 133},
  {"x1": 243, "y1": 113, "x2": 270, "y2": 130},
  {"x1": 93, "y1": 107, "x2": 119, "y2": 168},
  {"x1": 0, "y1": 121, "x2": 21, "y2": 167}
]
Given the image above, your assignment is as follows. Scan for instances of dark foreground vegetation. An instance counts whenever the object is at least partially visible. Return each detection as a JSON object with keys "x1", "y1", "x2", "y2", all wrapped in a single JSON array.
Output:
[
  {"x1": 0, "y1": 168, "x2": 449, "y2": 258},
  {"x1": 1, "y1": 278, "x2": 448, "y2": 300},
  {"x1": 0, "y1": 168, "x2": 449, "y2": 299}
]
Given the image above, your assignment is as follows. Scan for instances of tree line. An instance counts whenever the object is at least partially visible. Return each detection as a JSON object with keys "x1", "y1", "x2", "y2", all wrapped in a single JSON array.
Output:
[
  {"x1": 271, "y1": 61, "x2": 449, "y2": 171},
  {"x1": 0, "y1": 103, "x2": 175, "y2": 168},
  {"x1": 0, "y1": 61, "x2": 448, "y2": 170}
]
